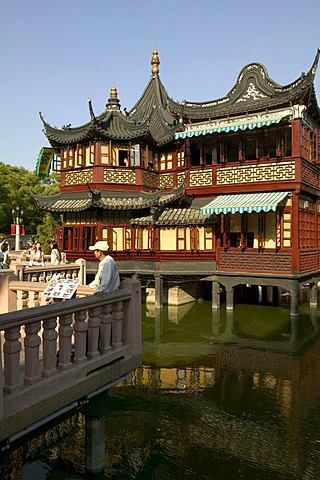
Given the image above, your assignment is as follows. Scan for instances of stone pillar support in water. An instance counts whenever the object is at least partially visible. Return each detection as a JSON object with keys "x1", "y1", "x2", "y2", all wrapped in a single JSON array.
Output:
[
  {"x1": 85, "y1": 415, "x2": 105, "y2": 474},
  {"x1": 310, "y1": 283, "x2": 318, "y2": 309},
  {"x1": 212, "y1": 281, "x2": 220, "y2": 309},
  {"x1": 225, "y1": 286, "x2": 234, "y2": 311},
  {"x1": 154, "y1": 274, "x2": 163, "y2": 309},
  {"x1": 82, "y1": 390, "x2": 108, "y2": 474},
  {"x1": 289, "y1": 282, "x2": 299, "y2": 317}
]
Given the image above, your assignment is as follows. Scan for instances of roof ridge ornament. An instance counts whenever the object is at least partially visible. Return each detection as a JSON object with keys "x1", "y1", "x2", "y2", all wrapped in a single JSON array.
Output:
[
  {"x1": 106, "y1": 83, "x2": 121, "y2": 110},
  {"x1": 87, "y1": 98, "x2": 96, "y2": 120},
  {"x1": 151, "y1": 48, "x2": 160, "y2": 75}
]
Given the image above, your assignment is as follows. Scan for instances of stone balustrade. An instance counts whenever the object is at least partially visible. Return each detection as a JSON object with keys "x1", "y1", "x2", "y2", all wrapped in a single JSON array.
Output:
[
  {"x1": 1, "y1": 257, "x2": 86, "y2": 282},
  {"x1": 0, "y1": 259, "x2": 87, "y2": 313},
  {"x1": 0, "y1": 277, "x2": 142, "y2": 446}
]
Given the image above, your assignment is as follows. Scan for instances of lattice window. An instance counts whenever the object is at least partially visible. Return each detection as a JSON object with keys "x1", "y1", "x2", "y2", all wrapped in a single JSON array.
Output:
[
  {"x1": 85, "y1": 142, "x2": 95, "y2": 166},
  {"x1": 160, "y1": 153, "x2": 173, "y2": 170},
  {"x1": 177, "y1": 227, "x2": 186, "y2": 250},
  {"x1": 299, "y1": 209, "x2": 316, "y2": 248},
  {"x1": 76, "y1": 144, "x2": 84, "y2": 166},
  {"x1": 204, "y1": 226, "x2": 214, "y2": 250},
  {"x1": 177, "y1": 150, "x2": 185, "y2": 168},
  {"x1": 100, "y1": 143, "x2": 110, "y2": 165},
  {"x1": 123, "y1": 228, "x2": 131, "y2": 250}
]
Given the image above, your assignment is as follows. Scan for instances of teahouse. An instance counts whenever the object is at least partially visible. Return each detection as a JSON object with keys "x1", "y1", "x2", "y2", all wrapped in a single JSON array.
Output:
[{"x1": 34, "y1": 49, "x2": 320, "y2": 313}]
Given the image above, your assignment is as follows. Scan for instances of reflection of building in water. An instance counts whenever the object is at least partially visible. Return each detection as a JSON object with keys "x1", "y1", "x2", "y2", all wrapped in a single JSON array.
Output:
[
  {"x1": 146, "y1": 302, "x2": 194, "y2": 323},
  {"x1": 131, "y1": 303, "x2": 320, "y2": 478},
  {"x1": 124, "y1": 328, "x2": 320, "y2": 478}
]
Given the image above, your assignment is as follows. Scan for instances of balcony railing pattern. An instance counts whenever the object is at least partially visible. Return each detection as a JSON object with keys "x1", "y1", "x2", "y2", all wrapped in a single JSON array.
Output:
[{"x1": 300, "y1": 158, "x2": 320, "y2": 190}]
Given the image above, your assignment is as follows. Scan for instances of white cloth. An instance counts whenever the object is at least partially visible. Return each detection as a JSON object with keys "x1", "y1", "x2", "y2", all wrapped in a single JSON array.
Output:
[
  {"x1": 51, "y1": 248, "x2": 61, "y2": 265},
  {"x1": 30, "y1": 249, "x2": 44, "y2": 266},
  {"x1": 89, "y1": 255, "x2": 120, "y2": 293},
  {"x1": 3, "y1": 251, "x2": 10, "y2": 267}
]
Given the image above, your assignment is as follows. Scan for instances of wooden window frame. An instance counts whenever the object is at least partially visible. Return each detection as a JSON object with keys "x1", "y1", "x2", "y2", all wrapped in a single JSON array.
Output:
[
  {"x1": 190, "y1": 226, "x2": 199, "y2": 251},
  {"x1": 177, "y1": 227, "x2": 186, "y2": 250},
  {"x1": 204, "y1": 226, "x2": 214, "y2": 250}
]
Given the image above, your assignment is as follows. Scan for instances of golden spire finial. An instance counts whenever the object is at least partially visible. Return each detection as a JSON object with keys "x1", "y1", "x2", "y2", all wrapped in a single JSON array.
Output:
[
  {"x1": 110, "y1": 83, "x2": 118, "y2": 99},
  {"x1": 151, "y1": 48, "x2": 160, "y2": 75}
]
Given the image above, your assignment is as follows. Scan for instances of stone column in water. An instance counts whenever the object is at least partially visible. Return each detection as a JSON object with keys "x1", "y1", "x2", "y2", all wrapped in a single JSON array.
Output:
[
  {"x1": 310, "y1": 283, "x2": 318, "y2": 309},
  {"x1": 85, "y1": 415, "x2": 106, "y2": 474},
  {"x1": 226, "y1": 286, "x2": 234, "y2": 311},
  {"x1": 290, "y1": 282, "x2": 299, "y2": 317},
  {"x1": 82, "y1": 390, "x2": 108, "y2": 474},
  {"x1": 212, "y1": 281, "x2": 220, "y2": 309},
  {"x1": 155, "y1": 274, "x2": 163, "y2": 309}
]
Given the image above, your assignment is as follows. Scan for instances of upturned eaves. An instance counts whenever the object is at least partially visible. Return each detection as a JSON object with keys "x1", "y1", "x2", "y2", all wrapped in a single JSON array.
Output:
[
  {"x1": 32, "y1": 178, "x2": 187, "y2": 213},
  {"x1": 168, "y1": 48, "x2": 320, "y2": 124},
  {"x1": 40, "y1": 74, "x2": 180, "y2": 148}
]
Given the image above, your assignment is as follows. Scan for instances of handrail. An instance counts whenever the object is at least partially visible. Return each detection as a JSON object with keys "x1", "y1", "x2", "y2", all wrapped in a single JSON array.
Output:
[{"x1": 0, "y1": 277, "x2": 142, "y2": 445}]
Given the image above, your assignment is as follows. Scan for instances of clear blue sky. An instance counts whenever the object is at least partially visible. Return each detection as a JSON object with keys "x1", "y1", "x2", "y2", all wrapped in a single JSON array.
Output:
[{"x1": 1, "y1": 0, "x2": 320, "y2": 172}]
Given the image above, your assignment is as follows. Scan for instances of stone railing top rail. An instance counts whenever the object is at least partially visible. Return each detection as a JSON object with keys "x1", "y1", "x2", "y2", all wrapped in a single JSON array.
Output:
[{"x1": 2, "y1": 283, "x2": 131, "y2": 330}]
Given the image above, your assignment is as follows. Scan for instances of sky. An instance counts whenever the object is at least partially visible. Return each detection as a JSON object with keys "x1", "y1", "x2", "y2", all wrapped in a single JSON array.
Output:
[{"x1": 1, "y1": 0, "x2": 320, "y2": 172}]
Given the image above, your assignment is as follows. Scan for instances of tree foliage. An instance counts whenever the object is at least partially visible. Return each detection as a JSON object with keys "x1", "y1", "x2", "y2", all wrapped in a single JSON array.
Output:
[{"x1": 0, "y1": 162, "x2": 60, "y2": 245}]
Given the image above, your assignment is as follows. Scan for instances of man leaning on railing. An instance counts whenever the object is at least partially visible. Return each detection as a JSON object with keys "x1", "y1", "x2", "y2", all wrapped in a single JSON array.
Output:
[{"x1": 88, "y1": 241, "x2": 120, "y2": 296}]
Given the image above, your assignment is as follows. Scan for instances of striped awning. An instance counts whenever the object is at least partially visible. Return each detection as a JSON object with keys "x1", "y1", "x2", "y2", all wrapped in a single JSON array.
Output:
[
  {"x1": 175, "y1": 107, "x2": 293, "y2": 140},
  {"x1": 200, "y1": 191, "x2": 289, "y2": 215}
]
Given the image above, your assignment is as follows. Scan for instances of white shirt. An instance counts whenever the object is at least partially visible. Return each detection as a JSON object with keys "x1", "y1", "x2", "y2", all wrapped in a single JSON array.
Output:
[
  {"x1": 51, "y1": 248, "x2": 61, "y2": 265},
  {"x1": 89, "y1": 255, "x2": 120, "y2": 293}
]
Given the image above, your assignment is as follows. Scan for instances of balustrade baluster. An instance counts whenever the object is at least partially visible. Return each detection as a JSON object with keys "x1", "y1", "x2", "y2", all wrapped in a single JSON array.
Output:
[
  {"x1": 17, "y1": 290, "x2": 28, "y2": 310},
  {"x1": 57, "y1": 313, "x2": 74, "y2": 370},
  {"x1": 28, "y1": 290, "x2": 38, "y2": 308},
  {"x1": 112, "y1": 301, "x2": 123, "y2": 350},
  {"x1": 42, "y1": 317, "x2": 58, "y2": 377},
  {"x1": 99, "y1": 305, "x2": 112, "y2": 354},
  {"x1": 87, "y1": 306, "x2": 101, "y2": 360},
  {"x1": 24, "y1": 321, "x2": 41, "y2": 384},
  {"x1": 73, "y1": 310, "x2": 88, "y2": 364},
  {"x1": 38, "y1": 272, "x2": 45, "y2": 283},
  {"x1": 3, "y1": 326, "x2": 22, "y2": 393}
]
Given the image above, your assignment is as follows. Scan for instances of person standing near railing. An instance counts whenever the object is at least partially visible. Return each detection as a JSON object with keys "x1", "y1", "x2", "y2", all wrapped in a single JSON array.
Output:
[
  {"x1": 50, "y1": 240, "x2": 61, "y2": 265},
  {"x1": 29, "y1": 241, "x2": 44, "y2": 266},
  {"x1": 0, "y1": 241, "x2": 11, "y2": 268},
  {"x1": 88, "y1": 240, "x2": 120, "y2": 295}
]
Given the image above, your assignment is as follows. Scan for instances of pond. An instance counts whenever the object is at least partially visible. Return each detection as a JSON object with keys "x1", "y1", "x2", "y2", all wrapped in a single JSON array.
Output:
[{"x1": 2, "y1": 300, "x2": 320, "y2": 479}]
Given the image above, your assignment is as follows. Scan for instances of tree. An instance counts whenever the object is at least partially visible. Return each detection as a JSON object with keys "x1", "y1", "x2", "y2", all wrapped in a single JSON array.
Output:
[
  {"x1": 35, "y1": 212, "x2": 60, "y2": 254},
  {"x1": 0, "y1": 162, "x2": 60, "y2": 240}
]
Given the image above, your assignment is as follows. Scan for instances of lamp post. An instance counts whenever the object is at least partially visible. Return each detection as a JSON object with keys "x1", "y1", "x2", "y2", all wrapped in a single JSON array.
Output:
[{"x1": 12, "y1": 206, "x2": 23, "y2": 251}]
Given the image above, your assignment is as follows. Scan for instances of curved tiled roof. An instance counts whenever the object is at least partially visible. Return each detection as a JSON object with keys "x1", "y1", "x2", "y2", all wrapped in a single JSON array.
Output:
[
  {"x1": 40, "y1": 49, "x2": 320, "y2": 148},
  {"x1": 32, "y1": 179, "x2": 187, "y2": 213},
  {"x1": 170, "y1": 50, "x2": 320, "y2": 124},
  {"x1": 130, "y1": 207, "x2": 211, "y2": 226}
]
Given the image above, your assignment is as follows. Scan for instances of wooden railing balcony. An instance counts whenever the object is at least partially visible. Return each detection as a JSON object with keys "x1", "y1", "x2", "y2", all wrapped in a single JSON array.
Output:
[{"x1": 0, "y1": 277, "x2": 142, "y2": 446}]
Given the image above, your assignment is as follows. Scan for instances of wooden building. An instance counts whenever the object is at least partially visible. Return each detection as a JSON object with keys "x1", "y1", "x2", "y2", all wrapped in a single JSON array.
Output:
[{"x1": 34, "y1": 49, "x2": 320, "y2": 313}]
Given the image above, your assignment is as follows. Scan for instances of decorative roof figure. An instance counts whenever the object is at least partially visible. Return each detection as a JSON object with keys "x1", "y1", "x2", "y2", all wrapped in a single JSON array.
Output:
[
  {"x1": 106, "y1": 83, "x2": 121, "y2": 110},
  {"x1": 151, "y1": 48, "x2": 160, "y2": 75}
]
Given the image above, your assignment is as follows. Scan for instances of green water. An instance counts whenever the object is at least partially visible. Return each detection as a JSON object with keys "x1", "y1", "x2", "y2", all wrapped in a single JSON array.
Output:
[{"x1": 3, "y1": 301, "x2": 320, "y2": 479}]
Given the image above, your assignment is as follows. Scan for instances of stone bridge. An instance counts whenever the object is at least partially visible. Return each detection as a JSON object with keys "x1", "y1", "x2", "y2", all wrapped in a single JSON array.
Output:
[{"x1": 0, "y1": 269, "x2": 142, "y2": 473}]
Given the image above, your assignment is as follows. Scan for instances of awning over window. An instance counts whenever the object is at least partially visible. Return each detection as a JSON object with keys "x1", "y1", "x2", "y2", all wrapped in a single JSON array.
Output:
[
  {"x1": 175, "y1": 107, "x2": 293, "y2": 140},
  {"x1": 200, "y1": 191, "x2": 290, "y2": 215}
]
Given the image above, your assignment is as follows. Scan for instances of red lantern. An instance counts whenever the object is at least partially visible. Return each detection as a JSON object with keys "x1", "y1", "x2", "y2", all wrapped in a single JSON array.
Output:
[{"x1": 11, "y1": 224, "x2": 16, "y2": 235}]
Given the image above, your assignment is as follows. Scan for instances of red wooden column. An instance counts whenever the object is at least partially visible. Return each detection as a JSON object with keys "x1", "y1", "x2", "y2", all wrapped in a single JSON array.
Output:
[
  {"x1": 291, "y1": 119, "x2": 301, "y2": 157},
  {"x1": 291, "y1": 191, "x2": 300, "y2": 274}
]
